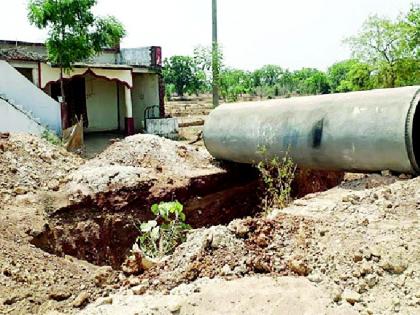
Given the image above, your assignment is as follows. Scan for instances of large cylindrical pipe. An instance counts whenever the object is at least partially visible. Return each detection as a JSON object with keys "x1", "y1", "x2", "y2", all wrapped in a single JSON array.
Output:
[{"x1": 204, "y1": 86, "x2": 420, "y2": 174}]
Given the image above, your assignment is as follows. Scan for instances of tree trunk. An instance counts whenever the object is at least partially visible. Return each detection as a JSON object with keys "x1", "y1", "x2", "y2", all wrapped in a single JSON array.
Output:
[{"x1": 60, "y1": 66, "x2": 66, "y2": 102}]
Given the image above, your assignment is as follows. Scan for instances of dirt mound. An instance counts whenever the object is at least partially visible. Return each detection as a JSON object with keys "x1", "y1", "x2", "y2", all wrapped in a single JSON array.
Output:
[
  {"x1": 81, "y1": 276, "x2": 357, "y2": 315},
  {"x1": 115, "y1": 174, "x2": 419, "y2": 315},
  {"x1": 63, "y1": 134, "x2": 224, "y2": 202},
  {"x1": 0, "y1": 133, "x2": 83, "y2": 204}
]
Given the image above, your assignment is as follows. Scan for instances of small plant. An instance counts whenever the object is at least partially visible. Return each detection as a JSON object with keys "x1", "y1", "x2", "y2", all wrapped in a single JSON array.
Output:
[
  {"x1": 256, "y1": 146, "x2": 297, "y2": 212},
  {"x1": 41, "y1": 129, "x2": 62, "y2": 146},
  {"x1": 136, "y1": 201, "x2": 191, "y2": 259}
]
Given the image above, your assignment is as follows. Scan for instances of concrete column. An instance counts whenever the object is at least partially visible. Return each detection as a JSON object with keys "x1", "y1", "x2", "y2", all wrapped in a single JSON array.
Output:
[{"x1": 124, "y1": 86, "x2": 134, "y2": 136}]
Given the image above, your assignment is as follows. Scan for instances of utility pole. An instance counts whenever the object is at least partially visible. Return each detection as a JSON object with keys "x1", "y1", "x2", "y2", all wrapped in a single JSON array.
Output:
[{"x1": 212, "y1": 0, "x2": 220, "y2": 107}]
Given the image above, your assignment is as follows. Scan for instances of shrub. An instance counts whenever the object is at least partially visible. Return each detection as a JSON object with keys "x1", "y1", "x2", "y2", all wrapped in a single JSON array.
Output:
[
  {"x1": 41, "y1": 129, "x2": 62, "y2": 146},
  {"x1": 256, "y1": 147, "x2": 297, "y2": 212},
  {"x1": 135, "y1": 201, "x2": 191, "y2": 259}
]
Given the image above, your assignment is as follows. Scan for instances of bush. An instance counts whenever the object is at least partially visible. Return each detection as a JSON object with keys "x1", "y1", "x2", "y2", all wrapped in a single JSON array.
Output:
[
  {"x1": 256, "y1": 147, "x2": 297, "y2": 212},
  {"x1": 135, "y1": 201, "x2": 191, "y2": 259},
  {"x1": 41, "y1": 129, "x2": 62, "y2": 146}
]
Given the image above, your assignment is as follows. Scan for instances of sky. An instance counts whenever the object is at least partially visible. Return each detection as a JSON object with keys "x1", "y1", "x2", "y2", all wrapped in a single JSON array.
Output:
[{"x1": 0, "y1": 0, "x2": 415, "y2": 71}]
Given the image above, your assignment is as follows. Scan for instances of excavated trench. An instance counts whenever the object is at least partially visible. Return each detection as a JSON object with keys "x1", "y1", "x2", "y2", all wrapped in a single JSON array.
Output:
[{"x1": 30, "y1": 164, "x2": 343, "y2": 269}]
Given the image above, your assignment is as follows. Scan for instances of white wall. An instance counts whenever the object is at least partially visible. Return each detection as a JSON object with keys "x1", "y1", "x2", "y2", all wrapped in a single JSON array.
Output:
[
  {"x1": 131, "y1": 73, "x2": 159, "y2": 131},
  {"x1": 0, "y1": 61, "x2": 61, "y2": 133},
  {"x1": 0, "y1": 98, "x2": 45, "y2": 135},
  {"x1": 85, "y1": 75, "x2": 119, "y2": 132}
]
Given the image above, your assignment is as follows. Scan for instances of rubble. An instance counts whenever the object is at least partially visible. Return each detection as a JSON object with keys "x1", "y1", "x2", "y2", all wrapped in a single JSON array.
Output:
[
  {"x1": 0, "y1": 133, "x2": 83, "y2": 204},
  {"x1": 0, "y1": 132, "x2": 418, "y2": 315}
]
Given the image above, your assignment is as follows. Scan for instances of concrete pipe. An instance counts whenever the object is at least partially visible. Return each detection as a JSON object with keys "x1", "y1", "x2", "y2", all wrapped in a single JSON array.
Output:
[{"x1": 203, "y1": 86, "x2": 420, "y2": 174}]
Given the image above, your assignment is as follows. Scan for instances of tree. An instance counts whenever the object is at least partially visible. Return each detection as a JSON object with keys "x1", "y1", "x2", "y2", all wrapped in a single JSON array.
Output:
[
  {"x1": 252, "y1": 65, "x2": 283, "y2": 88},
  {"x1": 163, "y1": 56, "x2": 205, "y2": 97},
  {"x1": 193, "y1": 45, "x2": 223, "y2": 94},
  {"x1": 327, "y1": 59, "x2": 374, "y2": 93},
  {"x1": 293, "y1": 68, "x2": 330, "y2": 95},
  {"x1": 345, "y1": 13, "x2": 417, "y2": 88},
  {"x1": 220, "y1": 68, "x2": 252, "y2": 102},
  {"x1": 28, "y1": 0, "x2": 126, "y2": 103}
]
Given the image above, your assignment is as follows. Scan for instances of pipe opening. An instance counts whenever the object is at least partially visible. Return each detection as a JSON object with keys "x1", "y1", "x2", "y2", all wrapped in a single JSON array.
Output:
[{"x1": 412, "y1": 100, "x2": 420, "y2": 172}]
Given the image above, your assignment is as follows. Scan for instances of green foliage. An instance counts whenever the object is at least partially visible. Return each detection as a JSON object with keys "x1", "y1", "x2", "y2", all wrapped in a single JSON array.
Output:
[
  {"x1": 220, "y1": 68, "x2": 252, "y2": 102},
  {"x1": 293, "y1": 68, "x2": 330, "y2": 95},
  {"x1": 163, "y1": 56, "x2": 206, "y2": 97},
  {"x1": 327, "y1": 59, "x2": 374, "y2": 92},
  {"x1": 136, "y1": 201, "x2": 191, "y2": 259},
  {"x1": 164, "y1": 6, "x2": 418, "y2": 101},
  {"x1": 256, "y1": 147, "x2": 297, "y2": 212},
  {"x1": 28, "y1": 0, "x2": 125, "y2": 101},
  {"x1": 345, "y1": 8, "x2": 420, "y2": 88},
  {"x1": 41, "y1": 129, "x2": 62, "y2": 146}
]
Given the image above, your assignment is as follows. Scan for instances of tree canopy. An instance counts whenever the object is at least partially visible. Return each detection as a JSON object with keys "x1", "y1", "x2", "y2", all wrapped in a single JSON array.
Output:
[
  {"x1": 163, "y1": 5, "x2": 419, "y2": 102},
  {"x1": 28, "y1": 0, "x2": 126, "y2": 102}
]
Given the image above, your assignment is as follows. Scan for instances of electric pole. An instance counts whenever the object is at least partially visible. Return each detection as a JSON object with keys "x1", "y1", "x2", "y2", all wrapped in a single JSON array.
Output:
[{"x1": 212, "y1": 0, "x2": 220, "y2": 107}]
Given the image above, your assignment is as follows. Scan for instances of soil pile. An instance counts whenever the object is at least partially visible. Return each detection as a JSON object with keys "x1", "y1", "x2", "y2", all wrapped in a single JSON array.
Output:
[
  {"x1": 64, "y1": 134, "x2": 224, "y2": 203},
  {"x1": 112, "y1": 174, "x2": 419, "y2": 315},
  {"x1": 0, "y1": 133, "x2": 83, "y2": 204}
]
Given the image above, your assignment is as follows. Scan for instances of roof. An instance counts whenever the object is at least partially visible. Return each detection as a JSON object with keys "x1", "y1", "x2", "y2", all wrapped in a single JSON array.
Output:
[{"x1": 0, "y1": 47, "x2": 47, "y2": 62}]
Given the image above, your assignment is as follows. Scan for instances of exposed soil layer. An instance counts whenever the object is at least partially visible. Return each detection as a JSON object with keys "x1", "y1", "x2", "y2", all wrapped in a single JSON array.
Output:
[
  {"x1": 29, "y1": 134, "x2": 343, "y2": 269},
  {"x1": 0, "y1": 133, "x2": 346, "y2": 314},
  {"x1": 31, "y1": 167, "x2": 260, "y2": 268},
  {"x1": 104, "y1": 174, "x2": 419, "y2": 315}
]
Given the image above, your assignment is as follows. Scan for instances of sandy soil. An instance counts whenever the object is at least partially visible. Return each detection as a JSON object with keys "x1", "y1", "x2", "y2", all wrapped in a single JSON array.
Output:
[{"x1": 0, "y1": 133, "x2": 419, "y2": 315}]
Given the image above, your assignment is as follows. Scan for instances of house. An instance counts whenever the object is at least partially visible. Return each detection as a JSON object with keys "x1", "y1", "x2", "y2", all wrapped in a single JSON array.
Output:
[{"x1": 0, "y1": 40, "x2": 164, "y2": 136}]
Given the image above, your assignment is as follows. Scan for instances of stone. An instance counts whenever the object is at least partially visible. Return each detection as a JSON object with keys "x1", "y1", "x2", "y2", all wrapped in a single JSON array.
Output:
[
  {"x1": 14, "y1": 186, "x2": 28, "y2": 195},
  {"x1": 167, "y1": 300, "x2": 182, "y2": 313},
  {"x1": 228, "y1": 220, "x2": 250, "y2": 238},
  {"x1": 71, "y1": 291, "x2": 90, "y2": 308},
  {"x1": 93, "y1": 266, "x2": 114, "y2": 287},
  {"x1": 342, "y1": 288, "x2": 361, "y2": 305},
  {"x1": 307, "y1": 272, "x2": 323, "y2": 283},
  {"x1": 353, "y1": 253, "x2": 363, "y2": 263},
  {"x1": 360, "y1": 262, "x2": 373, "y2": 275},
  {"x1": 48, "y1": 289, "x2": 71, "y2": 301},
  {"x1": 121, "y1": 252, "x2": 144, "y2": 275},
  {"x1": 380, "y1": 257, "x2": 408, "y2": 274},
  {"x1": 131, "y1": 284, "x2": 148, "y2": 295},
  {"x1": 288, "y1": 259, "x2": 309, "y2": 276},
  {"x1": 95, "y1": 297, "x2": 113, "y2": 306},
  {"x1": 221, "y1": 264, "x2": 232, "y2": 276},
  {"x1": 365, "y1": 274, "x2": 378, "y2": 288}
]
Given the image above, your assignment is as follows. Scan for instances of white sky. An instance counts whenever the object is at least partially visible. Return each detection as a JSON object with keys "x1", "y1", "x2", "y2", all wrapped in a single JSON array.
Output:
[{"x1": 0, "y1": 0, "x2": 415, "y2": 70}]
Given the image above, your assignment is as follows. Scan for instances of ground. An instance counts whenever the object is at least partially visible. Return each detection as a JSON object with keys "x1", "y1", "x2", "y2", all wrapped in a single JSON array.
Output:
[{"x1": 0, "y1": 132, "x2": 419, "y2": 315}]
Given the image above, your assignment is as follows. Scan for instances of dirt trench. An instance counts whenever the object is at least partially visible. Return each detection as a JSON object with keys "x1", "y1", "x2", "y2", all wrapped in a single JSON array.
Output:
[
  {"x1": 30, "y1": 165, "x2": 261, "y2": 268},
  {"x1": 30, "y1": 164, "x2": 344, "y2": 270}
]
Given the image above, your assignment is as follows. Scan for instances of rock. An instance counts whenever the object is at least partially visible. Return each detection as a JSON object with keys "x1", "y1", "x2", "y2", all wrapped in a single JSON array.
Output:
[
  {"x1": 381, "y1": 170, "x2": 391, "y2": 177},
  {"x1": 332, "y1": 287, "x2": 342, "y2": 302},
  {"x1": 380, "y1": 257, "x2": 408, "y2": 274},
  {"x1": 228, "y1": 220, "x2": 250, "y2": 238},
  {"x1": 288, "y1": 259, "x2": 309, "y2": 276},
  {"x1": 93, "y1": 266, "x2": 114, "y2": 287},
  {"x1": 94, "y1": 297, "x2": 113, "y2": 306},
  {"x1": 167, "y1": 300, "x2": 182, "y2": 313},
  {"x1": 365, "y1": 274, "x2": 378, "y2": 288},
  {"x1": 360, "y1": 262, "x2": 373, "y2": 275},
  {"x1": 48, "y1": 289, "x2": 71, "y2": 301},
  {"x1": 342, "y1": 288, "x2": 361, "y2": 305},
  {"x1": 14, "y1": 186, "x2": 28, "y2": 195},
  {"x1": 131, "y1": 284, "x2": 148, "y2": 295},
  {"x1": 353, "y1": 253, "x2": 363, "y2": 263},
  {"x1": 307, "y1": 272, "x2": 323, "y2": 283},
  {"x1": 122, "y1": 252, "x2": 144, "y2": 275},
  {"x1": 71, "y1": 291, "x2": 90, "y2": 308},
  {"x1": 221, "y1": 264, "x2": 233, "y2": 276}
]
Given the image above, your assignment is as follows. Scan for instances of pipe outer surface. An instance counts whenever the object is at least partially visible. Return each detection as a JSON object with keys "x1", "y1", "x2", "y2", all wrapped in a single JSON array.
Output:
[{"x1": 203, "y1": 86, "x2": 420, "y2": 174}]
